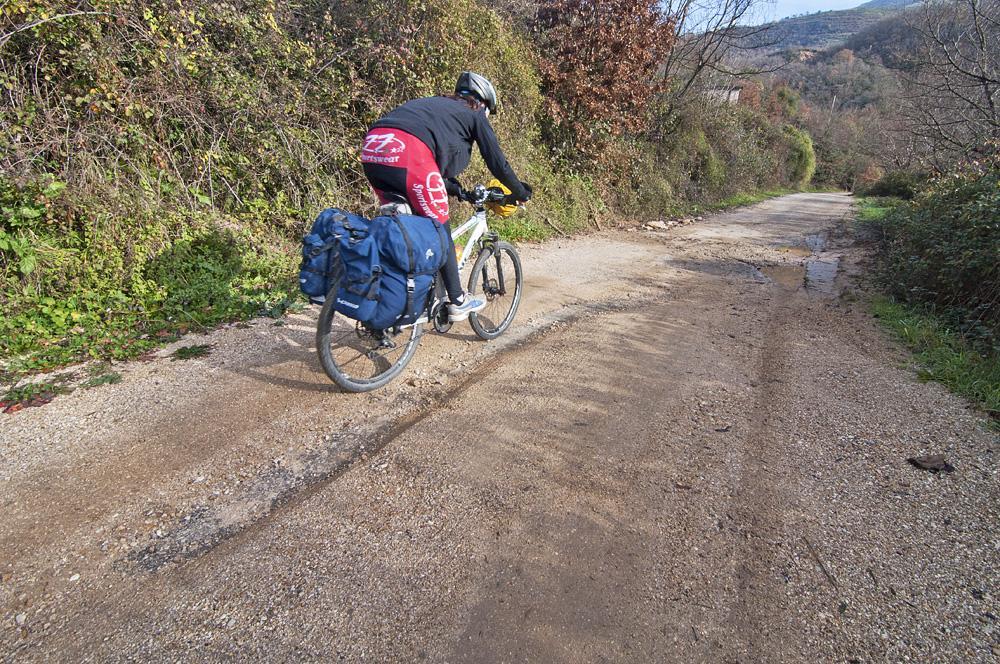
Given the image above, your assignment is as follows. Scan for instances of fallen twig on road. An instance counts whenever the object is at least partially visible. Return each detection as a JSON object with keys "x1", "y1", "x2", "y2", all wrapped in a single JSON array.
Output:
[{"x1": 804, "y1": 536, "x2": 839, "y2": 590}]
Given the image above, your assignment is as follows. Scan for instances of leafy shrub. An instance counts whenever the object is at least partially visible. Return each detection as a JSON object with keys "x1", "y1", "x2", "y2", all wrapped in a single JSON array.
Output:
[
  {"x1": 647, "y1": 100, "x2": 812, "y2": 203},
  {"x1": 857, "y1": 171, "x2": 927, "y2": 199},
  {"x1": 872, "y1": 155, "x2": 1000, "y2": 349},
  {"x1": 782, "y1": 125, "x2": 817, "y2": 187},
  {"x1": 533, "y1": 0, "x2": 675, "y2": 165}
]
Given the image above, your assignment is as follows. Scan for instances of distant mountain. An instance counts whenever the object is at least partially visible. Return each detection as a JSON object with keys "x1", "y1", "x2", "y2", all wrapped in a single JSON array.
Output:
[
  {"x1": 842, "y1": 9, "x2": 920, "y2": 66},
  {"x1": 748, "y1": 1, "x2": 917, "y2": 54},
  {"x1": 857, "y1": 0, "x2": 918, "y2": 9}
]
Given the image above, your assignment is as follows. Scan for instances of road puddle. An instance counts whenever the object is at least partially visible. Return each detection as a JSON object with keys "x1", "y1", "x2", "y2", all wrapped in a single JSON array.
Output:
[
  {"x1": 805, "y1": 233, "x2": 827, "y2": 252},
  {"x1": 762, "y1": 231, "x2": 840, "y2": 294},
  {"x1": 761, "y1": 264, "x2": 806, "y2": 290},
  {"x1": 805, "y1": 255, "x2": 840, "y2": 293}
]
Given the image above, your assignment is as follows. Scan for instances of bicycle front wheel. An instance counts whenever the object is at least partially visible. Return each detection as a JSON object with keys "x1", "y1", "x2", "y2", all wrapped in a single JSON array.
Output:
[
  {"x1": 468, "y1": 241, "x2": 523, "y2": 340},
  {"x1": 316, "y1": 284, "x2": 423, "y2": 392}
]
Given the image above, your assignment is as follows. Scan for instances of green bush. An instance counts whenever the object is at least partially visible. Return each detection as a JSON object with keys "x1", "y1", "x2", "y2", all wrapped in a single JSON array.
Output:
[
  {"x1": 872, "y1": 297, "x2": 999, "y2": 418},
  {"x1": 858, "y1": 171, "x2": 927, "y2": 199},
  {"x1": 872, "y1": 156, "x2": 1000, "y2": 349},
  {"x1": 782, "y1": 125, "x2": 817, "y2": 187},
  {"x1": 645, "y1": 101, "x2": 814, "y2": 204}
]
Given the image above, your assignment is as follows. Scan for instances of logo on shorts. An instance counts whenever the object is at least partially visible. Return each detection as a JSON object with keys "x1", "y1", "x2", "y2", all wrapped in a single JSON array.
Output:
[
  {"x1": 362, "y1": 133, "x2": 406, "y2": 155},
  {"x1": 412, "y1": 173, "x2": 449, "y2": 222},
  {"x1": 426, "y1": 173, "x2": 449, "y2": 211}
]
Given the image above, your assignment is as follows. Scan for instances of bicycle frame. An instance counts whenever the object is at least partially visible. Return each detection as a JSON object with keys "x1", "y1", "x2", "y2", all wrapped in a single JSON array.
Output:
[{"x1": 450, "y1": 208, "x2": 491, "y2": 271}]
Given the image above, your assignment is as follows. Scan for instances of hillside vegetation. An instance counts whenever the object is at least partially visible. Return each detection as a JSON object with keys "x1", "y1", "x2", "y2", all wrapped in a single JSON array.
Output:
[
  {"x1": 763, "y1": 7, "x2": 893, "y2": 51},
  {"x1": 0, "y1": 0, "x2": 817, "y2": 377}
]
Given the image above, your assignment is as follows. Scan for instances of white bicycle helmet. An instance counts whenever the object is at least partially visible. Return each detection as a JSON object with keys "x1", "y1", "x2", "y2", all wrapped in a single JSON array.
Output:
[{"x1": 455, "y1": 71, "x2": 498, "y2": 114}]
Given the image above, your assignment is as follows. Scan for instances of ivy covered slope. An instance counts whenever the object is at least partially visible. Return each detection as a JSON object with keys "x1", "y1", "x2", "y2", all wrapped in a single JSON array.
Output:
[
  {"x1": 0, "y1": 0, "x2": 573, "y2": 375},
  {"x1": 1, "y1": 0, "x2": 816, "y2": 377}
]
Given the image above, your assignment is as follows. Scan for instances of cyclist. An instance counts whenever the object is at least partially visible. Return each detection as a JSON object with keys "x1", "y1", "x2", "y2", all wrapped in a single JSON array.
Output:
[{"x1": 360, "y1": 71, "x2": 532, "y2": 322}]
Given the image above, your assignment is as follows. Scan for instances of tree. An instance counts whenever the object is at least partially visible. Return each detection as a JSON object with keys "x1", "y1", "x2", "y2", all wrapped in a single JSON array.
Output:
[
  {"x1": 660, "y1": 0, "x2": 778, "y2": 104},
  {"x1": 896, "y1": 0, "x2": 1000, "y2": 164},
  {"x1": 533, "y1": 0, "x2": 676, "y2": 163}
]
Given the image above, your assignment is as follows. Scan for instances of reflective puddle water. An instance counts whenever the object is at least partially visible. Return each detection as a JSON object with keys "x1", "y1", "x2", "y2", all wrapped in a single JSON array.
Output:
[
  {"x1": 761, "y1": 264, "x2": 806, "y2": 290},
  {"x1": 805, "y1": 254, "x2": 840, "y2": 294},
  {"x1": 805, "y1": 233, "x2": 827, "y2": 252},
  {"x1": 764, "y1": 232, "x2": 840, "y2": 294}
]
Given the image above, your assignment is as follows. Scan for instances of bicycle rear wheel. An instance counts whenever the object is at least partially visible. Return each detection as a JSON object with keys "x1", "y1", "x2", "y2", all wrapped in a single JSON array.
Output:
[
  {"x1": 315, "y1": 281, "x2": 423, "y2": 392},
  {"x1": 468, "y1": 241, "x2": 523, "y2": 340}
]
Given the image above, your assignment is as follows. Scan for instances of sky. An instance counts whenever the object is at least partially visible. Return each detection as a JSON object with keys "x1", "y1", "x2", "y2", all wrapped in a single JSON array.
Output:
[{"x1": 758, "y1": 0, "x2": 865, "y2": 22}]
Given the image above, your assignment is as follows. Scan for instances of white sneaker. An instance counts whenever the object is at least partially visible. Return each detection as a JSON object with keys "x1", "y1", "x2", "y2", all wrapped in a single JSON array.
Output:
[{"x1": 447, "y1": 293, "x2": 487, "y2": 322}]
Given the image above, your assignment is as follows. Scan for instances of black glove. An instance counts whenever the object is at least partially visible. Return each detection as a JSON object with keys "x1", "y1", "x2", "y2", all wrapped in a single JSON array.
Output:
[
  {"x1": 445, "y1": 177, "x2": 464, "y2": 198},
  {"x1": 505, "y1": 181, "x2": 532, "y2": 205}
]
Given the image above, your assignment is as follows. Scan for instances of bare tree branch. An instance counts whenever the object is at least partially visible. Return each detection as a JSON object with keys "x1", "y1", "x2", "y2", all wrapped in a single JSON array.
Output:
[{"x1": 889, "y1": 0, "x2": 1000, "y2": 160}]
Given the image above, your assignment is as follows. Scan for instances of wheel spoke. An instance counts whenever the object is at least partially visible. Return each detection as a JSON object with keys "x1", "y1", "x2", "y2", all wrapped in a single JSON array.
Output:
[
  {"x1": 469, "y1": 243, "x2": 522, "y2": 340},
  {"x1": 317, "y1": 301, "x2": 422, "y2": 391}
]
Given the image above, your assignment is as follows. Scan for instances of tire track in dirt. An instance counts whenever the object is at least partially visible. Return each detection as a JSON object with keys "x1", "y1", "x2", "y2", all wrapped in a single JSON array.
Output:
[{"x1": 0, "y1": 239, "x2": 666, "y2": 611}]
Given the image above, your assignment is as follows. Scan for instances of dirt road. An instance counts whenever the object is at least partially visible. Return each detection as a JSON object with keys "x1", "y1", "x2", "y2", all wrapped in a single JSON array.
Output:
[{"x1": 2, "y1": 193, "x2": 997, "y2": 662}]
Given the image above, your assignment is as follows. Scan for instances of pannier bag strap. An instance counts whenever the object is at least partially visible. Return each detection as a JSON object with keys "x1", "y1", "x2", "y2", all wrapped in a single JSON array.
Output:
[
  {"x1": 406, "y1": 277, "x2": 416, "y2": 324},
  {"x1": 331, "y1": 211, "x2": 367, "y2": 240},
  {"x1": 390, "y1": 216, "x2": 417, "y2": 316},
  {"x1": 389, "y1": 217, "x2": 417, "y2": 273},
  {"x1": 305, "y1": 239, "x2": 339, "y2": 260},
  {"x1": 366, "y1": 266, "x2": 382, "y2": 300},
  {"x1": 300, "y1": 239, "x2": 341, "y2": 274},
  {"x1": 344, "y1": 266, "x2": 383, "y2": 300}
]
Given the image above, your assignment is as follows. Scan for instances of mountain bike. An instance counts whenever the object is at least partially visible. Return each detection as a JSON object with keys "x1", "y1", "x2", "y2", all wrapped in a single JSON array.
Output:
[{"x1": 315, "y1": 185, "x2": 523, "y2": 392}]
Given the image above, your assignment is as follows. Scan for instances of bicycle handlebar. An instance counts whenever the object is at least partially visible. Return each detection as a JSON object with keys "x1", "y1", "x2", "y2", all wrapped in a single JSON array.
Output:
[{"x1": 458, "y1": 184, "x2": 517, "y2": 207}]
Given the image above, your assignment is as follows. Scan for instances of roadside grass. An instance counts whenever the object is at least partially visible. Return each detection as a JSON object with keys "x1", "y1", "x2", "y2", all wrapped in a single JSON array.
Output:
[
  {"x1": 854, "y1": 196, "x2": 900, "y2": 224},
  {"x1": 172, "y1": 344, "x2": 214, "y2": 361},
  {"x1": 80, "y1": 371, "x2": 122, "y2": 389},
  {"x1": 705, "y1": 188, "x2": 795, "y2": 211},
  {"x1": 1, "y1": 380, "x2": 69, "y2": 413},
  {"x1": 677, "y1": 186, "x2": 841, "y2": 217},
  {"x1": 678, "y1": 188, "x2": 793, "y2": 216},
  {"x1": 0, "y1": 232, "x2": 299, "y2": 382},
  {"x1": 871, "y1": 297, "x2": 1000, "y2": 420}
]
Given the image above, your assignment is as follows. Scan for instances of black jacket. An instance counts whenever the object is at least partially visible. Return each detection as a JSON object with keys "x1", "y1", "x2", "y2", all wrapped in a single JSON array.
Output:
[{"x1": 371, "y1": 96, "x2": 529, "y2": 201}]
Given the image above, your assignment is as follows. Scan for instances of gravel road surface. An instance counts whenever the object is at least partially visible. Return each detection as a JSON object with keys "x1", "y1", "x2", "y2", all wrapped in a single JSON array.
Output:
[{"x1": 2, "y1": 193, "x2": 997, "y2": 662}]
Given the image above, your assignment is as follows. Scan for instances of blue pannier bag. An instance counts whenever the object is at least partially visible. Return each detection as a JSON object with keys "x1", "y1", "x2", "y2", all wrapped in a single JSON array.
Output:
[
  {"x1": 299, "y1": 209, "x2": 378, "y2": 323},
  {"x1": 365, "y1": 214, "x2": 449, "y2": 330},
  {"x1": 332, "y1": 231, "x2": 381, "y2": 323}
]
